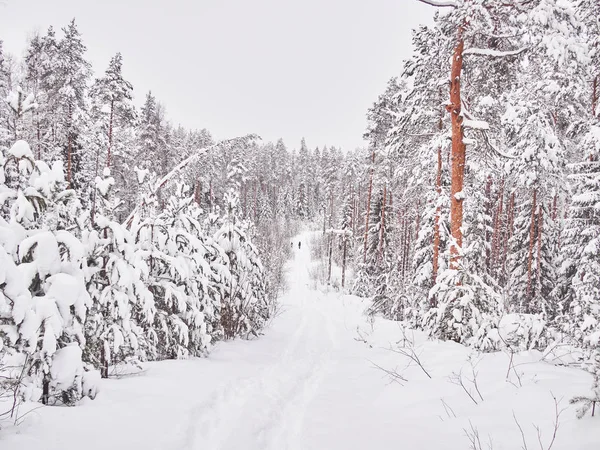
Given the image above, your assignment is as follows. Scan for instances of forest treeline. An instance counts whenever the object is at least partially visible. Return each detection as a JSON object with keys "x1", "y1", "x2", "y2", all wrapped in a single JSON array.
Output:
[{"x1": 1, "y1": 0, "x2": 599, "y2": 413}]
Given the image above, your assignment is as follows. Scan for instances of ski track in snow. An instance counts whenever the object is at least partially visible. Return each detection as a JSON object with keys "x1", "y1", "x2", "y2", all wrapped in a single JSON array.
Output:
[
  {"x1": 185, "y1": 233, "x2": 340, "y2": 450},
  {"x1": 2, "y1": 230, "x2": 598, "y2": 450}
]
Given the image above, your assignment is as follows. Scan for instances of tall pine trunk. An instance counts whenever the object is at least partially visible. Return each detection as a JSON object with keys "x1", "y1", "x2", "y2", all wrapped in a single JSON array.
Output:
[
  {"x1": 67, "y1": 132, "x2": 73, "y2": 187},
  {"x1": 36, "y1": 113, "x2": 41, "y2": 160},
  {"x1": 536, "y1": 206, "x2": 543, "y2": 297},
  {"x1": 526, "y1": 188, "x2": 538, "y2": 308},
  {"x1": 67, "y1": 103, "x2": 73, "y2": 187},
  {"x1": 341, "y1": 236, "x2": 348, "y2": 288},
  {"x1": 448, "y1": 27, "x2": 466, "y2": 270},
  {"x1": 593, "y1": 75, "x2": 597, "y2": 118},
  {"x1": 327, "y1": 190, "x2": 334, "y2": 283},
  {"x1": 363, "y1": 148, "x2": 375, "y2": 263},
  {"x1": 378, "y1": 184, "x2": 387, "y2": 265},
  {"x1": 503, "y1": 191, "x2": 515, "y2": 280},
  {"x1": 491, "y1": 178, "x2": 504, "y2": 276},
  {"x1": 432, "y1": 144, "x2": 442, "y2": 285}
]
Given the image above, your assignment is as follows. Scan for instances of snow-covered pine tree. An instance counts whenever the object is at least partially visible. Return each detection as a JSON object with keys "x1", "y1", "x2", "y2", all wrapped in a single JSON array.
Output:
[
  {"x1": 0, "y1": 40, "x2": 12, "y2": 150},
  {"x1": 214, "y1": 190, "x2": 270, "y2": 339},
  {"x1": 53, "y1": 20, "x2": 92, "y2": 192},
  {"x1": 88, "y1": 53, "x2": 136, "y2": 222},
  {"x1": 83, "y1": 167, "x2": 155, "y2": 376},
  {"x1": 1, "y1": 139, "x2": 95, "y2": 404}
]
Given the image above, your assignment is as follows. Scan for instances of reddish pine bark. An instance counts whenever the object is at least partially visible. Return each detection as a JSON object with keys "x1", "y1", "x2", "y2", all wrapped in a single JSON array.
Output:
[
  {"x1": 36, "y1": 113, "x2": 41, "y2": 160},
  {"x1": 67, "y1": 133, "x2": 73, "y2": 187},
  {"x1": 593, "y1": 75, "x2": 598, "y2": 118},
  {"x1": 195, "y1": 181, "x2": 201, "y2": 206},
  {"x1": 403, "y1": 217, "x2": 411, "y2": 283},
  {"x1": 398, "y1": 210, "x2": 404, "y2": 273},
  {"x1": 341, "y1": 237, "x2": 348, "y2": 288},
  {"x1": 354, "y1": 182, "x2": 360, "y2": 236},
  {"x1": 363, "y1": 148, "x2": 376, "y2": 263},
  {"x1": 484, "y1": 176, "x2": 493, "y2": 268},
  {"x1": 210, "y1": 179, "x2": 214, "y2": 212},
  {"x1": 526, "y1": 189, "x2": 538, "y2": 307},
  {"x1": 328, "y1": 190, "x2": 334, "y2": 283},
  {"x1": 536, "y1": 206, "x2": 543, "y2": 292},
  {"x1": 433, "y1": 145, "x2": 442, "y2": 285},
  {"x1": 491, "y1": 178, "x2": 505, "y2": 274},
  {"x1": 447, "y1": 28, "x2": 466, "y2": 270},
  {"x1": 67, "y1": 104, "x2": 73, "y2": 187},
  {"x1": 378, "y1": 184, "x2": 387, "y2": 265},
  {"x1": 502, "y1": 191, "x2": 516, "y2": 278},
  {"x1": 242, "y1": 182, "x2": 247, "y2": 218}
]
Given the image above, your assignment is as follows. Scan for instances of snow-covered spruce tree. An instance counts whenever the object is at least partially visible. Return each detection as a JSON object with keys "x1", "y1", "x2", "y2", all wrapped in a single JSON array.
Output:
[
  {"x1": 551, "y1": 0, "x2": 600, "y2": 351},
  {"x1": 423, "y1": 268, "x2": 502, "y2": 351},
  {"x1": 506, "y1": 194, "x2": 558, "y2": 316},
  {"x1": 214, "y1": 190, "x2": 270, "y2": 339},
  {"x1": 355, "y1": 186, "x2": 394, "y2": 306},
  {"x1": 295, "y1": 182, "x2": 309, "y2": 220},
  {"x1": 338, "y1": 189, "x2": 355, "y2": 291},
  {"x1": 504, "y1": 0, "x2": 589, "y2": 320},
  {"x1": 407, "y1": 136, "x2": 451, "y2": 325},
  {"x1": 423, "y1": 171, "x2": 503, "y2": 351},
  {"x1": 558, "y1": 110, "x2": 600, "y2": 350}
]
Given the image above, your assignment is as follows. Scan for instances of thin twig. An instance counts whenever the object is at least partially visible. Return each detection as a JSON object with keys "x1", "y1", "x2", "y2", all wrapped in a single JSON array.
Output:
[
  {"x1": 513, "y1": 411, "x2": 529, "y2": 450},
  {"x1": 369, "y1": 360, "x2": 408, "y2": 386}
]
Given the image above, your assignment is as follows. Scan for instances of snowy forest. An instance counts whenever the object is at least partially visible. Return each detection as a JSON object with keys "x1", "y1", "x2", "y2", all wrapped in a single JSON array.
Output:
[{"x1": 1, "y1": 0, "x2": 599, "y2": 448}]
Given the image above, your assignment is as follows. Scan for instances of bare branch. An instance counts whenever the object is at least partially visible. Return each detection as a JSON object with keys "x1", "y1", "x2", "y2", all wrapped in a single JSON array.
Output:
[
  {"x1": 370, "y1": 360, "x2": 408, "y2": 386},
  {"x1": 545, "y1": 394, "x2": 564, "y2": 450},
  {"x1": 513, "y1": 411, "x2": 529, "y2": 450},
  {"x1": 464, "y1": 420, "x2": 493, "y2": 450},
  {"x1": 450, "y1": 370, "x2": 479, "y2": 405},
  {"x1": 389, "y1": 345, "x2": 432, "y2": 379},
  {"x1": 441, "y1": 398, "x2": 457, "y2": 418}
]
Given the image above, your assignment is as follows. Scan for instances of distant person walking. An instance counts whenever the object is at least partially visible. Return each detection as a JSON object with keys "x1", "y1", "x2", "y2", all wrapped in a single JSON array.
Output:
[{"x1": 298, "y1": 241, "x2": 301, "y2": 249}]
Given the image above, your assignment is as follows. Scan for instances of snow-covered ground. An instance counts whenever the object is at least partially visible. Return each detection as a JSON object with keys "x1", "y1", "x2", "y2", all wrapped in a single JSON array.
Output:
[{"x1": 1, "y1": 231, "x2": 597, "y2": 449}]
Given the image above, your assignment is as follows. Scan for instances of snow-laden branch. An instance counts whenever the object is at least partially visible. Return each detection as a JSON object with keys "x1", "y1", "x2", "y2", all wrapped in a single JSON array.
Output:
[
  {"x1": 152, "y1": 134, "x2": 259, "y2": 195},
  {"x1": 124, "y1": 134, "x2": 259, "y2": 226},
  {"x1": 415, "y1": 0, "x2": 458, "y2": 7},
  {"x1": 463, "y1": 119, "x2": 489, "y2": 130},
  {"x1": 463, "y1": 47, "x2": 528, "y2": 58},
  {"x1": 324, "y1": 228, "x2": 353, "y2": 237},
  {"x1": 461, "y1": 100, "x2": 516, "y2": 160}
]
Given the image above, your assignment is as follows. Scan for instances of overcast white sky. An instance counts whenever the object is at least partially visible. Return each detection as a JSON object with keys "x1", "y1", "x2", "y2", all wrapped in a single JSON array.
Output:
[{"x1": 0, "y1": 0, "x2": 434, "y2": 151}]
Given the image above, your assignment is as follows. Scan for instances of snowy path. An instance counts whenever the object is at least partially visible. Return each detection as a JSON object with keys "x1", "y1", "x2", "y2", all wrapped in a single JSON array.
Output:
[{"x1": 1, "y1": 231, "x2": 597, "y2": 449}]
